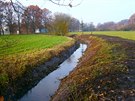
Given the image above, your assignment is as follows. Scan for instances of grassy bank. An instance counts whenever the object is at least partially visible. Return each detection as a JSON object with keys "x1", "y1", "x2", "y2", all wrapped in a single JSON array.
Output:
[
  {"x1": 70, "y1": 31, "x2": 135, "y2": 40},
  {"x1": 52, "y1": 35, "x2": 128, "y2": 101},
  {"x1": 0, "y1": 34, "x2": 75, "y2": 94}
]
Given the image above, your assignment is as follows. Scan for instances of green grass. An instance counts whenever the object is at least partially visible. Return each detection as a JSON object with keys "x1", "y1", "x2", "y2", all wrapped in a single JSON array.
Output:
[
  {"x1": 70, "y1": 31, "x2": 135, "y2": 40},
  {"x1": 0, "y1": 34, "x2": 75, "y2": 94},
  {"x1": 0, "y1": 34, "x2": 69, "y2": 56}
]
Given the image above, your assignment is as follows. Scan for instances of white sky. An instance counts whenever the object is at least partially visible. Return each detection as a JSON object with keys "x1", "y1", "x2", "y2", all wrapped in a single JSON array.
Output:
[{"x1": 12, "y1": 0, "x2": 135, "y2": 25}]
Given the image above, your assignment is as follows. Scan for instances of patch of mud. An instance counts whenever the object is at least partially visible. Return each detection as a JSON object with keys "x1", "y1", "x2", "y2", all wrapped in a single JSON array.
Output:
[{"x1": 92, "y1": 35, "x2": 135, "y2": 100}]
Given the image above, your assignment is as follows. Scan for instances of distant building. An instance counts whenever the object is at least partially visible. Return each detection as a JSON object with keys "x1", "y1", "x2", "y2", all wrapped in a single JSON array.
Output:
[
  {"x1": 35, "y1": 29, "x2": 40, "y2": 33},
  {"x1": 40, "y1": 28, "x2": 48, "y2": 33},
  {"x1": 3, "y1": 26, "x2": 10, "y2": 35},
  {"x1": 35, "y1": 28, "x2": 48, "y2": 34}
]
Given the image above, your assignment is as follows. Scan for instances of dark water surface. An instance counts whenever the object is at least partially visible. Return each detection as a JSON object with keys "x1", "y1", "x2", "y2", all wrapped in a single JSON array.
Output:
[{"x1": 19, "y1": 44, "x2": 87, "y2": 101}]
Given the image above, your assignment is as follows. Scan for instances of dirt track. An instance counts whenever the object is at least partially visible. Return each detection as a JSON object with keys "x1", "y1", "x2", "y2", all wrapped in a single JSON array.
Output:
[{"x1": 95, "y1": 35, "x2": 135, "y2": 100}]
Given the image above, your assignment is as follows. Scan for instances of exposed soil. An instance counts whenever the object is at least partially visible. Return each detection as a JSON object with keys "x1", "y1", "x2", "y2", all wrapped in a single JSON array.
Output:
[
  {"x1": 52, "y1": 34, "x2": 135, "y2": 101},
  {"x1": 95, "y1": 35, "x2": 135, "y2": 100}
]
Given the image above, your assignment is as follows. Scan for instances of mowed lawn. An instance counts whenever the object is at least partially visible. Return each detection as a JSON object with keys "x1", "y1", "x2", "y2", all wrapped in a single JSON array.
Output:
[
  {"x1": 0, "y1": 34, "x2": 69, "y2": 56},
  {"x1": 70, "y1": 31, "x2": 135, "y2": 40}
]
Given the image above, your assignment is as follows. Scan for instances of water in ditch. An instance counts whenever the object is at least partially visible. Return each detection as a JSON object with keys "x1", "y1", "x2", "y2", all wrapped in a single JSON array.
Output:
[{"x1": 19, "y1": 43, "x2": 87, "y2": 101}]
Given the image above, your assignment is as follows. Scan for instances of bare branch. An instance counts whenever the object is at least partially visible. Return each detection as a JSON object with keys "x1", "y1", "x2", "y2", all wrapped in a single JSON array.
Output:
[
  {"x1": 10, "y1": 0, "x2": 26, "y2": 14},
  {"x1": 49, "y1": 0, "x2": 84, "y2": 7},
  {"x1": 10, "y1": 0, "x2": 84, "y2": 10},
  {"x1": 49, "y1": 0, "x2": 68, "y2": 6}
]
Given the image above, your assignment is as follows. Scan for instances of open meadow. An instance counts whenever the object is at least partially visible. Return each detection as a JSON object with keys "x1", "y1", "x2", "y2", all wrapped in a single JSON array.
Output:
[
  {"x1": 0, "y1": 34, "x2": 69, "y2": 56},
  {"x1": 70, "y1": 31, "x2": 135, "y2": 40}
]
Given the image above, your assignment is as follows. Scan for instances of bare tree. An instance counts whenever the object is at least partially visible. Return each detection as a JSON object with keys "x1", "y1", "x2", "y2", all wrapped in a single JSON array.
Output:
[
  {"x1": 96, "y1": 22, "x2": 116, "y2": 31},
  {"x1": 128, "y1": 13, "x2": 135, "y2": 30},
  {"x1": 22, "y1": 8, "x2": 31, "y2": 34},
  {"x1": 4, "y1": 2, "x2": 17, "y2": 34},
  {"x1": 0, "y1": 0, "x2": 5, "y2": 35},
  {"x1": 22, "y1": 5, "x2": 42, "y2": 33},
  {"x1": 69, "y1": 18, "x2": 80, "y2": 32},
  {"x1": 11, "y1": 2, "x2": 24, "y2": 34},
  {"x1": 41, "y1": 8, "x2": 52, "y2": 32}
]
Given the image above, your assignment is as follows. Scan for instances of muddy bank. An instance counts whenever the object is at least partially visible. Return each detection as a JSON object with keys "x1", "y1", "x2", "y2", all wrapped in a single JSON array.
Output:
[
  {"x1": 52, "y1": 34, "x2": 135, "y2": 101},
  {"x1": 93, "y1": 35, "x2": 135, "y2": 100},
  {"x1": 3, "y1": 40, "x2": 79, "y2": 101}
]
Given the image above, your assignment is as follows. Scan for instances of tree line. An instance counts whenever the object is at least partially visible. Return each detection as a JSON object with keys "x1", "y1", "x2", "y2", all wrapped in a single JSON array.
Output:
[
  {"x1": 0, "y1": 0, "x2": 80, "y2": 35},
  {"x1": 82, "y1": 13, "x2": 135, "y2": 32},
  {"x1": 1, "y1": 0, "x2": 135, "y2": 35},
  {"x1": 96, "y1": 13, "x2": 135, "y2": 31}
]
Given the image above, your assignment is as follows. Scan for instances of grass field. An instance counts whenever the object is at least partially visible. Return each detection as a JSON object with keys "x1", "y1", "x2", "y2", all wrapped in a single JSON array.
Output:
[
  {"x1": 0, "y1": 34, "x2": 69, "y2": 56},
  {"x1": 70, "y1": 31, "x2": 135, "y2": 40},
  {"x1": 0, "y1": 34, "x2": 75, "y2": 92}
]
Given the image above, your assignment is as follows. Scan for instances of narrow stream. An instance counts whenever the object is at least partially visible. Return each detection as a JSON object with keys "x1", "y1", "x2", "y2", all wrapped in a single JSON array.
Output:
[{"x1": 19, "y1": 43, "x2": 87, "y2": 101}]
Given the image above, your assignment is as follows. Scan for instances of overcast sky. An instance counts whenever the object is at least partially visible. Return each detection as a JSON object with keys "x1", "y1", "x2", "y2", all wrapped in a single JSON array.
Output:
[{"x1": 13, "y1": 0, "x2": 135, "y2": 25}]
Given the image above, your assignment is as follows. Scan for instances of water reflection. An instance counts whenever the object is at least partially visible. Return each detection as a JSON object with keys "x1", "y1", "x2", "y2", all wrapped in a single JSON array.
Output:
[
  {"x1": 19, "y1": 44, "x2": 87, "y2": 101},
  {"x1": 0, "y1": 96, "x2": 4, "y2": 101},
  {"x1": 81, "y1": 44, "x2": 85, "y2": 55}
]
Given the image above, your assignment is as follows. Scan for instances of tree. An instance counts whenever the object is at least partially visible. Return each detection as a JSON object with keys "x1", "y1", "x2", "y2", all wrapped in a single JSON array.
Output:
[
  {"x1": 69, "y1": 18, "x2": 80, "y2": 32},
  {"x1": 96, "y1": 22, "x2": 116, "y2": 31},
  {"x1": 89, "y1": 22, "x2": 95, "y2": 34},
  {"x1": 22, "y1": 5, "x2": 42, "y2": 33},
  {"x1": 0, "y1": 0, "x2": 5, "y2": 35},
  {"x1": 41, "y1": 8, "x2": 52, "y2": 32},
  {"x1": 4, "y1": 2, "x2": 17, "y2": 34},
  {"x1": 22, "y1": 8, "x2": 31, "y2": 34},
  {"x1": 82, "y1": 22, "x2": 95, "y2": 32},
  {"x1": 116, "y1": 19, "x2": 129, "y2": 31},
  {"x1": 52, "y1": 13, "x2": 71, "y2": 35},
  {"x1": 12, "y1": 2, "x2": 24, "y2": 34},
  {"x1": 128, "y1": 13, "x2": 135, "y2": 30}
]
